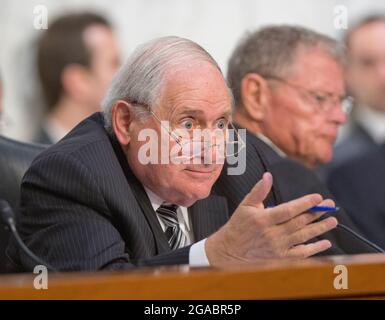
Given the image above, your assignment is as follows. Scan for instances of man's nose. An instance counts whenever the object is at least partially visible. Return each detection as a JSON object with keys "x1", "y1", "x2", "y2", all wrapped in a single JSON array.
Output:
[
  {"x1": 329, "y1": 102, "x2": 348, "y2": 125},
  {"x1": 199, "y1": 135, "x2": 226, "y2": 164}
]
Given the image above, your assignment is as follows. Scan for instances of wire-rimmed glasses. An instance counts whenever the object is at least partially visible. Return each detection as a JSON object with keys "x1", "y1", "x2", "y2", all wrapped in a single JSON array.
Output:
[
  {"x1": 265, "y1": 75, "x2": 354, "y2": 114},
  {"x1": 148, "y1": 108, "x2": 246, "y2": 162}
]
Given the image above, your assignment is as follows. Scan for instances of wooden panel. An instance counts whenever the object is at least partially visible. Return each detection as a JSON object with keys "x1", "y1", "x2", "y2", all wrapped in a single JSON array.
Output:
[{"x1": 0, "y1": 253, "x2": 384, "y2": 299}]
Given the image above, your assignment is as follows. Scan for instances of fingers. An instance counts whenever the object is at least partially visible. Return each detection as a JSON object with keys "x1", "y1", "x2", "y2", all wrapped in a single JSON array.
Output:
[
  {"x1": 276, "y1": 211, "x2": 325, "y2": 236},
  {"x1": 287, "y1": 216, "x2": 338, "y2": 247},
  {"x1": 241, "y1": 172, "x2": 273, "y2": 208},
  {"x1": 287, "y1": 240, "x2": 332, "y2": 259},
  {"x1": 277, "y1": 199, "x2": 337, "y2": 235},
  {"x1": 266, "y1": 193, "x2": 323, "y2": 225},
  {"x1": 322, "y1": 199, "x2": 335, "y2": 208}
]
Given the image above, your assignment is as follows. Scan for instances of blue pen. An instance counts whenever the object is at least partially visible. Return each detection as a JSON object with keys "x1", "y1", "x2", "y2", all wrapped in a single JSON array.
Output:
[
  {"x1": 267, "y1": 205, "x2": 339, "y2": 212},
  {"x1": 308, "y1": 206, "x2": 339, "y2": 212}
]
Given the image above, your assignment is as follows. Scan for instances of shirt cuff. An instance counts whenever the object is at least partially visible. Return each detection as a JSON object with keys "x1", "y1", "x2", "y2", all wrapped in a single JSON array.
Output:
[{"x1": 189, "y1": 239, "x2": 210, "y2": 267}]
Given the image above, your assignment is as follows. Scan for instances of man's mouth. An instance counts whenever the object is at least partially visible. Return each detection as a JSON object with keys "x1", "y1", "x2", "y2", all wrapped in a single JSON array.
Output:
[
  {"x1": 185, "y1": 168, "x2": 214, "y2": 174},
  {"x1": 327, "y1": 134, "x2": 337, "y2": 143},
  {"x1": 184, "y1": 166, "x2": 217, "y2": 176},
  {"x1": 322, "y1": 131, "x2": 337, "y2": 143}
]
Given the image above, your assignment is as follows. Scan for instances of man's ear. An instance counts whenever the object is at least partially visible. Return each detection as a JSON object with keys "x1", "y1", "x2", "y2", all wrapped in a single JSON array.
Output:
[
  {"x1": 111, "y1": 100, "x2": 133, "y2": 146},
  {"x1": 240, "y1": 73, "x2": 270, "y2": 121}
]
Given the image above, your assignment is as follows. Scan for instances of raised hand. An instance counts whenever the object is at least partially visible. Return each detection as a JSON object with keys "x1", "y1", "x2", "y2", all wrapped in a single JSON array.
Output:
[{"x1": 206, "y1": 172, "x2": 338, "y2": 266}]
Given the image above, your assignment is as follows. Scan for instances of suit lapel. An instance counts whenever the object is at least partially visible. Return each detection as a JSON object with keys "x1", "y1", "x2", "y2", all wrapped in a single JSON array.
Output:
[
  {"x1": 128, "y1": 179, "x2": 171, "y2": 254},
  {"x1": 110, "y1": 137, "x2": 171, "y2": 255},
  {"x1": 243, "y1": 128, "x2": 283, "y2": 206},
  {"x1": 190, "y1": 195, "x2": 229, "y2": 241}
]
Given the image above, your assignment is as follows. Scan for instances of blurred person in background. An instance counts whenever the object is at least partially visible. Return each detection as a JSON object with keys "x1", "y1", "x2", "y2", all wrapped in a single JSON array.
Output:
[
  {"x1": 214, "y1": 25, "x2": 379, "y2": 255},
  {"x1": 35, "y1": 12, "x2": 121, "y2": 144},
  {"x1": 326, "y1": 15, "x2": 385, "y2": 168},
  {"x1": 328, "y1": 142, "x2": 385, "y2": 249},
  {"x1": 326, "y1": 15, "x2": 385, "y2": 249}
]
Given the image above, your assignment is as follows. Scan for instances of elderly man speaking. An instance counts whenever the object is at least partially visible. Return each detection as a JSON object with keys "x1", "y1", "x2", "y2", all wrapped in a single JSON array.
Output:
[{"x1": 7, "y1": 37, "x2": 337, "y2": 272}]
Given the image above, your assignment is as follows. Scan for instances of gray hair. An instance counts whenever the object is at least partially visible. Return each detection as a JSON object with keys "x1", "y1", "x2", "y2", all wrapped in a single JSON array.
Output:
[
  {"x1": 102, "y1": 36, "x2": 222, "y2": 135},
  {"x1": 227, "y1": 25, "x2": 347, "y2": 108}
]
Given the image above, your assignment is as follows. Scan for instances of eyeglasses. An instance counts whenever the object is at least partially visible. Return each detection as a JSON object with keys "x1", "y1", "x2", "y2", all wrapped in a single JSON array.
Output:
[
  {"x1": 265, "y1": 75, "x2": 354, "y2": 114},
  {"x1": 148, "y1": 107, "x2": 246, "y2": 161}
]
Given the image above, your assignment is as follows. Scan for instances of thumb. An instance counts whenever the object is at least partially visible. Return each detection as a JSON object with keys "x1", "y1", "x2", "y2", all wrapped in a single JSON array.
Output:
[{"x1": 241, "y1": 172, "x2": 273, "y2": 208}]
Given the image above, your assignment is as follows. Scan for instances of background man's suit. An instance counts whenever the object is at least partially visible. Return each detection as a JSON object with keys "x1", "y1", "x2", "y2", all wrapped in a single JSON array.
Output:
[
  {"x1": 214, "y1": 127, "x2": 380, "y2": 255},
  {"x1": 7, "y1": 113, "x2": 229, "y2": 272},
  {"x1": 34, "y1": 127, "x2": 54, "y2": 145},
  {"x1": 332, "y1": 122, "x2": 376, "y2": 166},
  {"x1": 328, "y1": 142, "x2": 385, "y2": 249}
]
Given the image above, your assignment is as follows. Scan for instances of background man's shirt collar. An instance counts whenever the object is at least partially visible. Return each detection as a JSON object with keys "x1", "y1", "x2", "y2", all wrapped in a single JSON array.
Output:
[
  {"x1": 356, "y1": 105, "x2": 385, "y2": 144},
  {"x1": 256, "y1": 133, "x2": 287, "y2": 158}
]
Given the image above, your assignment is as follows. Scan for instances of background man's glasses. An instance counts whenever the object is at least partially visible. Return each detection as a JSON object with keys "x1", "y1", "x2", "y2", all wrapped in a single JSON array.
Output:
[{"x1": 265, "y1": 75, "x2": 354, "y2": 114}]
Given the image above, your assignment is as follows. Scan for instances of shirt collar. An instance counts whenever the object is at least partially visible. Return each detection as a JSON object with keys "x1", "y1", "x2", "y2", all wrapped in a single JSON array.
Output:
[
  {"x1": 356, "y1": 105, "x2": 385, "y2": 144},
  {"x1": 143, "y1": 186, "x2": 191, "y2": 231},
  {"x1": 256, "y1": 133, "x2": 287, "y2": 158},
  {"x1": 44, "y1": 118, "x2": 69, "y2": 143}
]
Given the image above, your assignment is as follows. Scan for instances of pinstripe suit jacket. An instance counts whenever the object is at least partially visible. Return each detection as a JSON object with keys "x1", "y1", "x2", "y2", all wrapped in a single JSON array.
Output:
[
  {"x1": 214, "y1": 127, "x2": 377, "y2": 255},
  {"x1": 6, "y1": 113, "x2": 229, "y2": 272}
]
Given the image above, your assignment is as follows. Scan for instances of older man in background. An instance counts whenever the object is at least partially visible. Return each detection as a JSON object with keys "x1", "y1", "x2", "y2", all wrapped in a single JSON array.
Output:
[
  {"x1": 214, "y1": 25, "x2": 380, "y2": 255},
  {"x1": 7, "y1": 37, "x2": 338, "y2": 272},
  {"x1": 228, "y1": 26, "x2": 349, "y2": 169},
  {"x1": 34, "y1": 12, "x2": 121, "y2": 144}
]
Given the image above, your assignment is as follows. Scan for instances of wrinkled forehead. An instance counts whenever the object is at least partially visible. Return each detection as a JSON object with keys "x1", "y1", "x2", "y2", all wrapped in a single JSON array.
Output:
[
  {"x1": 290, "y1": 46, "x2": 340, "y2": 72},
  {"x1": 157, "y1": 62, "x2": 233, "y2": 116},
  {"x1": 286, "y1": 48, "x2": 345, "y2": 92}
]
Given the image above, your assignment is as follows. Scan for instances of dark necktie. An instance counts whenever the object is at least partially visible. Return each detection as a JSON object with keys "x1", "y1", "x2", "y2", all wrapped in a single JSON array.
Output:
[{"x1": 156, "y1": 203, "x2": 187, "y2": 250}]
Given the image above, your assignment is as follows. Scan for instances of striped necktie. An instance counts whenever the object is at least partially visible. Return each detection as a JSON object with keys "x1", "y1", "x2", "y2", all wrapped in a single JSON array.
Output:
[{"x1": 156, "y1": 203, "x2": 187, "y2": 250}]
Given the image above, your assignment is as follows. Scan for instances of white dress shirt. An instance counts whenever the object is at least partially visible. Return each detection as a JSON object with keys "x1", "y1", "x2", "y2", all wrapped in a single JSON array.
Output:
[
  {"x1": 43, "y1": 118, "x2": 69, "y2": 143},
  {"x1": 356, "y1": 106, "x2": 385, "y2": 145},
  {"x1": 256, "y1": 133, "x2": 287, "y2": 157},
  {"x1": 144, "y1": 187, "x2": 209, "y2": 267}
]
